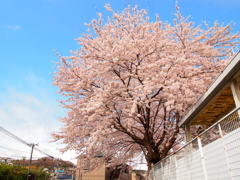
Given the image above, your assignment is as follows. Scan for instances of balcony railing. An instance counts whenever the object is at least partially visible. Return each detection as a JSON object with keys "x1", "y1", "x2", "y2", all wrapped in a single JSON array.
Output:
[{"x1": 151, "y1": 107, "x2": 240, "y2": 180}]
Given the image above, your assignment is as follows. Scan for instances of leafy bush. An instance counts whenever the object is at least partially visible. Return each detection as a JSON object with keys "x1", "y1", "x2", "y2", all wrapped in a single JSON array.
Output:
[{"x1": 0, "y1": 163, "x2": 50, "y2": 180}]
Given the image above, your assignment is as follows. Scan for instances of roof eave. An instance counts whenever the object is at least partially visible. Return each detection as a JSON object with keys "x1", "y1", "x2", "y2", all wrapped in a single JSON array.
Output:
[{"x1": 179, "y1": 52, "x2": 240, "y2": 127}]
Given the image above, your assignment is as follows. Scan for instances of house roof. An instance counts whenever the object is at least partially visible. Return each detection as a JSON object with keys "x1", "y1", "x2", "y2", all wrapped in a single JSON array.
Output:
[{"x1": 179, "y1": 51, "x2": 240, "y2": 127}]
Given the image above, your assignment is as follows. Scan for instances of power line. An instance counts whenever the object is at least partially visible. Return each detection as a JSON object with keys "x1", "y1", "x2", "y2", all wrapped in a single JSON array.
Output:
[
  {"x1": 0, "y1": 126, "x2": 30, "y2": 147},
  {"x1": 34, "y1": 147, "x2": 54, "y2": 159},
  {"x1": 0, "y1": 126, "x2": 54, "y2": 159},
  {"x1": 0, "y1": 145, "x2": 30, "y2": 154}
]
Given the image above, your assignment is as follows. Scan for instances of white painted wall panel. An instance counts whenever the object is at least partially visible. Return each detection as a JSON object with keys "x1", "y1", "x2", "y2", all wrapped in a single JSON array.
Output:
[{"x1": 151, "y1": 127, "x2": 240, "y2": 180}]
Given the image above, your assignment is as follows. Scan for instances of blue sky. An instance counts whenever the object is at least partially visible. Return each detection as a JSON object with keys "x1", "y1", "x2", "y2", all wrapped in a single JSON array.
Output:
[{"x1": 0, "y1": 0, "x2": 239, "y2": 164}]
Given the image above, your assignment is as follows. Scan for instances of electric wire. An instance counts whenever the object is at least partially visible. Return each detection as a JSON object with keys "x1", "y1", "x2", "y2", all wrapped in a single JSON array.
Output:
[
  {"x1": 0, "y1": 126, "x2": 30, "y2": 147},
  {"x1": 0, "y1": 126, "x2": 54, "y2": 159},
  {"x1": 0, "y1": 145, "x2": 49, "y2": 160},
  {"x1": 0, "y1": 145, "x2": 30, "y2": 154},
  {"x1": 34, "y1": 147, "x2": 54, "y2": 159}
]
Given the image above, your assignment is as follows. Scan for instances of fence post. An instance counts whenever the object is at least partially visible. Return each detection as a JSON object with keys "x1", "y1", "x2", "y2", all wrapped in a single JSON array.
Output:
[
  {"x1": 218, "y1": 123, "x2": 233, "y2": 179},
  {"x1": 161, "y1": 161, "x2": 164, "y2": 180},
  {"x1": 184, "y1": 145, "x2": 192, "y2": 180},
  {"x1": 174, "y1": 154, "x2": 179, "y2": 180},
  {"x1": 149, "y1": 167, "x2": 154, "y2": 180},
  {"x1": 197, "y1": 136, "x2": 208, "y2": 180}
]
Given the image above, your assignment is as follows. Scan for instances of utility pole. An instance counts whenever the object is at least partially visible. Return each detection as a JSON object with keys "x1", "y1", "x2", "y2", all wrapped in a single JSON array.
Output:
[
  {"x1": 27, "y1": 143, "x2": 38, "y2": 180},
  {"x1": 72, "y1": 164, "x2": 74, "y2": 180},
  {"x1": 71, "y1": 158, "x2": 76, "y2": 180}
]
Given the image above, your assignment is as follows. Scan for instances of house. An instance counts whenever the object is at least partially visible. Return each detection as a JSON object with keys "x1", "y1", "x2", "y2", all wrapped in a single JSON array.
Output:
[
  {"x1": 0, "y1": 157, "x2": 13, "y2": 164},
  {"x1": 75, "y1": 155, "x2": 138, "y2": 180},
  {"x1": 151, "y1": 52, "x2": 240, "y2": 179}
]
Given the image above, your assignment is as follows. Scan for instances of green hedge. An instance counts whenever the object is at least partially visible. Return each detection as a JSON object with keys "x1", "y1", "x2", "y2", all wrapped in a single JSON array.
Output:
[{"x1": 0, "y1": 163, "x2": 50, "y2": 180}]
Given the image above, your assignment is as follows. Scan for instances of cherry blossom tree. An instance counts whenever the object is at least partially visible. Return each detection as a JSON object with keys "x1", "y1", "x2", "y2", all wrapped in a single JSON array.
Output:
[{"x1": 52, "y1": 4, "x2": 239, "y2": 173}]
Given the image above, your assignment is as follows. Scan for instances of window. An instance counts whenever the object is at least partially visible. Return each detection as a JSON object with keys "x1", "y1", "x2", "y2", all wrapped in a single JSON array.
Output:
[{"x1": 81, "y1": 159, "x2": 90, "y2": 170}]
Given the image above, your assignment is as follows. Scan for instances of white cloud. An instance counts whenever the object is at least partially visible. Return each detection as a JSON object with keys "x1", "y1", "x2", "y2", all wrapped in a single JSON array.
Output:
[
  {"x1": 3, "y1": 25, "x2": 21, "y2": 31},
  {"x1": 0, "y1": 87, "x2": 77, "y2": 163}
]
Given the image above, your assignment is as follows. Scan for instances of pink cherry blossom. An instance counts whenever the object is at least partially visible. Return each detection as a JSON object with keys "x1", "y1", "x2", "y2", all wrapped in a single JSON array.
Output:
[{"x1": 52, "y1": 5, "x2": 239, "y2": 173}]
